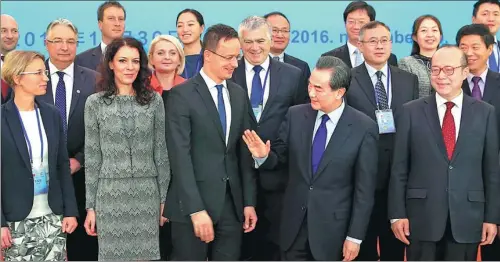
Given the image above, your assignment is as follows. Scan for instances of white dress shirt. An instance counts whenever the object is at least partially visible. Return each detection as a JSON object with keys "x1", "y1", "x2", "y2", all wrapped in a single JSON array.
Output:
[
  {"x1": 466, "y1": 68, "x2": 488, "y2": 97},
  {"x1": 49, "y1": 61, "x2": 74, "y2": 122},
  {"x1": 245, "y1": 56, "x2": 271, "y2": 120},
  {"x1": 199, "y1": 68, "x2": 232, "y2": 145},
  {"x1": 365, "y1": 62, "x2": 392, "y2": 107},
  {"x1": 347, "y1": 41, "x2": 364, "y2": 67},
  {"x1": 100, "y1": 41, "x2": 108, "y2": 54}
]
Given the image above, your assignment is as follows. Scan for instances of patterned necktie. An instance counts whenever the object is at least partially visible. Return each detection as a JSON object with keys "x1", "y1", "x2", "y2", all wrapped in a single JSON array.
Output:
[
  {"x1": 354, "y1": 49, "x2": 363, "y2": 67},
  {"x1": 375, "y1": 71, "x2": 389, "y2": 109},
  {"x1": 489, "y1": 42, "x2": 499, "y2": 72},
  {"x1": 471, "y1": 76, "x2": 482, "y2": 100},
  {"x1": 311, "y1": 114, "x2": 329, "y2": 175},
  {"x1": 442, "y1": 102, "x2": 456, "y2": 160},
  {"x1": 215, "y1": 84, "x2": 227, "y2": 139},
  {"x1": 55, "y1": 71, "x2": 67, "y2": 134},
  {"x1": 250, "y1": 65, "x2": 263, "y2": 108}
]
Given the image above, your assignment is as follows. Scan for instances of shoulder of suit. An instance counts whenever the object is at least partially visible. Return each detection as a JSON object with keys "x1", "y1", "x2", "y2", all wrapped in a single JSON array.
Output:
[
  {"x1": 403, "y1": 96, "x2": 427, "y2": 110},
  {"x1": 345, "y1": 105, "x2": 377, "y2": 127},
  {"x1": 321, "y1": 46, "x2": 343, "y2": 57},
  {"x1": 76, "y1": 45, "x2": 99, "y2": 58},
  {"x1": 277, "y1": 60, "x2": 302, "y2": 75},
  {"x1": 77, "y1": 64, "x2": 99, "y2": 77}
]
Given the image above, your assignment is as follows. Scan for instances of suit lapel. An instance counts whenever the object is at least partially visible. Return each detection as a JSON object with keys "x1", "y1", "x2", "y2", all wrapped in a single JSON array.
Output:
[
  {"x1": 482, "y1": 70, "x2": 499, "y2": 103},
  {"x1": 4, "y1": 101, "x2": 32, "y2": 170},
  {"x1": 301, "y1": 107, "x2": 317, "y2": 182},
  {"x1": 38, "y1": 104, "x2": 56, "y2": 164},
  {"x1": 92, "y1": 45, "x2": 103, "y2": 69},
  {"x1": 423, "y1": 95, "x2": 449, "y2": 162},
  {"x1": 341, "y1": 44, "x2": 353, "y2": 68},
  {"x1": 260, "y1": 58, "x2": 281, "y2": 122},
  {"x1": 234, "y1": 60, "x2": 257, "y2": 124},
  {"x1": 194, "y1": 75, "x2": 226, "y2": 144},
  {"x1": 462, "y1": 79, "x2": 472, "y2": 97},
  {"x1": 226, "y1": 83, "x2": 240, "y2": 152},
  {"x1": 68, "y1": 66, "x2": 83, "y2": 122},
  {"x1": 355, "y1": 64, "x2": 377, "y2": 107},
  {"x1": 40, "y1": 60, "x2": 55, "y2": 105},
  {"x1": 313, "y1": 107, "x2": 352, "y2": 181},
  {"x1": 451, "y1": 96, "x2": 474, "y2": 161},
  {"x1": 388, "y1": 66, "x2": 404, "y2": 108}
]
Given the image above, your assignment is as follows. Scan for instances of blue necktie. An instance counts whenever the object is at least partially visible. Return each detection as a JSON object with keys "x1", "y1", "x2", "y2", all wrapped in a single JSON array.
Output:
[
  {"x1": 250, "y1": 65, "x2": 263, "y2": 108},
  {"x1": 311, "y1": 114, "x2": 329, "y2": 175},
  {"x1": 489, "y1": 43, "x2": 499, "y2": 72},
  {"x1": 215, "y1": 84, "x2": 226, "y2": 139},
  {"x1": 55, "y1": 71, "x2": 67, "y2": 134}
]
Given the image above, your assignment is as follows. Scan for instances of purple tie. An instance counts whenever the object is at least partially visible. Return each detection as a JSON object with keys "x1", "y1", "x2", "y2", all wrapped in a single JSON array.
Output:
[
  {"x1": 311, "y1": 114, "x2": 329, "y2": 175},
  {"x1": 471, "y1": 76, "x2": 482, "y2": 100}
]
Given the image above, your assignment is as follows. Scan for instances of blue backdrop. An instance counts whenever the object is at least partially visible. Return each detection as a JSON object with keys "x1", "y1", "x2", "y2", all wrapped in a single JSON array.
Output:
[{"x1": 2, "y1": 1, "x2": 481, "y2": 67}]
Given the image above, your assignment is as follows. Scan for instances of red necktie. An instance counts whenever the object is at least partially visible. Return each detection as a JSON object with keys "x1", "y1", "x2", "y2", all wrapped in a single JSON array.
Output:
[{"x1": 442, "y1": 102, "x2": 456, "y2": 160}]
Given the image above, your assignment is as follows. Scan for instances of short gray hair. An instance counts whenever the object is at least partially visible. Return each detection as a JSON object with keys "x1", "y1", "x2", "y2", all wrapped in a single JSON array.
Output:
[
  {"x1": 238, "y1": 16, "x2": 272, "y2": 40},
  {"x1": 315, "y1": 56, "x2": 351, "y2": 92},
  {"x1": 46, "y1": 18, "x2": 78, "y2": 37}
]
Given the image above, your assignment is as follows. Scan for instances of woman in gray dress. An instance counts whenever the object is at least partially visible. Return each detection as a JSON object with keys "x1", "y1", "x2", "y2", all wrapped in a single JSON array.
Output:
[{"x1": 83, "y1": 37, "x2": 170, "y2": 260}]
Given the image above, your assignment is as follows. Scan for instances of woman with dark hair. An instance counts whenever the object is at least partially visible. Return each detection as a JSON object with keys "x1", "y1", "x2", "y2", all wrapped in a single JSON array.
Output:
[
  {"x1": 176, "y1": 8, "x2": 205, "y2": 79},
  {"x1": 398, "y1": 15, "x2": 443, "y2": 98},
  {"x1": 83, "y1": 37, "x2": 170, "y2": 260}
]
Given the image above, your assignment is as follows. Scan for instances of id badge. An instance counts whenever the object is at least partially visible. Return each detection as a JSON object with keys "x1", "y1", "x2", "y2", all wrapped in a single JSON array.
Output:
[
  {"x1": 252, "y1": 105, "x2": 263, "y2": 122},
  {"x1": 375, "y1": 109, "x2": 396, "y2": 134},
  {"x1": 33, "y1": 166, "x2": 49, "y2": 196}
]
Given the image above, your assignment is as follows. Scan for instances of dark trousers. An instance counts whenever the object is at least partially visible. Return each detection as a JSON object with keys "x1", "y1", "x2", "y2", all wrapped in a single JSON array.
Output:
[
  {"x1": 66, "y1": 213, "x2": 98, "y2": 261},
  {"x1": 481, "y1": 238, "x2": 500, "y2": 261},
  {"x1": 170, "y1": 189, "x2": 242, "y2": 261},
  {"x1": 407, "y1": 220, "x2": 478, "y2": 261},
  {"x1": 357, "y1": 190, "x2": 405, "y2": 261},
  {"x1": 281, "y1": 216, "x2": 314, "y2": 261},
  {"x1": 160, "y1": 222, "x2": 172, "y2": 260}
]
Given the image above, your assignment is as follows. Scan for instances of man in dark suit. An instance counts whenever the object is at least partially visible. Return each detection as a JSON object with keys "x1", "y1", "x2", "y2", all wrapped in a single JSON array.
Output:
[
  {"x1": 472, "y1": 0, "x2": 500, "y2": 73},
  {"x1": 0, "y1": 14, "x2": 18, "y2": 104},
  {"x1": 345, "y1": 21, "x2": 419, "y2": 261},
  {"x1": 321, "y1": 1, "x2": 397, "y2": 68},
  {"x1": 389, "y1": 45, "x2": 500, "y2": 260},
  {"x1": 75, "y1": 1, "x2": 125, "y2": 71},
  {"x1": 457, "y1": 23, "x2": 500, "y2": 261},
  {"x1": 230, "y1": 15, "x2": 307, "y2": 261},
  {"x1": 37, "y1": 19, "x2": 98, "y2": 261},
  {"x1": 264, "y1": 11, "x2": 311, "y2": 96},
  {"x1": 242, "y1": 56, "x2": 378, "y2": 261},
  {"x1": 164, "y1": 24, "x2": 257, "y2": 261}
]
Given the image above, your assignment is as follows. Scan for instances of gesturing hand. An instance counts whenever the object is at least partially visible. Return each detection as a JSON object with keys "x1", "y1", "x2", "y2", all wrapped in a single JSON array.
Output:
[{"x1": 242, "y1": 130, "x2": 270, "y2": 158}]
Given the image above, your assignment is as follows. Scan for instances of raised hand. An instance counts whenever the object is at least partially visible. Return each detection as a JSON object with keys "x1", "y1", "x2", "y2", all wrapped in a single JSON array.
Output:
[{"x1": 242, "y1": 130, "x2": 270, "y2": 158}]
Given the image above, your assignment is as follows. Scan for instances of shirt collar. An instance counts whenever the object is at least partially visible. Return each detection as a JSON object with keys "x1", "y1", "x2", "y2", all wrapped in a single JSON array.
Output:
[
  {"x1": 316, "y1": 99, "x2": 346, "y2": 125},
  {"x1": 347, "y1": 41, "x2": 358, "y2": 55},
  {"x1": 365, "y1": 62, "x2": 389, "y2": 78},
  {"x1": 271, "y1": 52, "x2": 284, "y2": 62},
  {"x1": 200, "y1": 67, "x2": 227, "y2": 89},
  {"x1": 100, "y1": 41, "x2": 107, "y2": 54},
  {"x1": 467, "y1": 68, "x2": 488, "y2": 84},
  {"x1": 244, "y1": 56, "x2": 270, "y2": 73},
  {"x1": 48, "y1": 60, "x2": 74, "y2": 78},
  {"x1": 435, "y1": 90, "x2": 464, "y2": 109}
]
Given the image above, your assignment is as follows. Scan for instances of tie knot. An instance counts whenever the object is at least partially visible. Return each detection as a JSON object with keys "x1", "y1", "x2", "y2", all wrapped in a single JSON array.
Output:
[
  {"x1": 215, "y1": 84, "x2": 224, "y2": 92},
  {"x1": 272, "y1": 56, "x2": 280, "y2": 61},
  {"x1": 320, "y1": 114, "x2": 330, "y2": 125},
  {"x1": 354, "y1": 49, "x2": 359, "y2": 54},
  {"x1": 56, "y1": 71, "x2": 65, "y2": 79},
  {"x1": 445, "y1": 101, "x2": 454, "y2": 110},
  {"x1": 253, "y1": 65, "x2": 263, "y2": 73},
  {"x1": 472, "y1": 76, "x2": 481, "y2": 84},
  {"x1": 375, "y1": 71, "x2": 383, "y2": 80}
]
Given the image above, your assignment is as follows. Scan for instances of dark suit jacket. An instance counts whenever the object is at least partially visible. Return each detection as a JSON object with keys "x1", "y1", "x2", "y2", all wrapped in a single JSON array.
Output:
[
  {"x1": 1, "y1": 100, "x2": 79, "y2": 226},
  {"x1": 38, "y1": 62, "x2": 98, "y2": 215},
  {"x1": 321, "y1": 44, "x2": 398, "y2": 68},
  {"x1": 284, "y1": 53, "x2": 311, "y2": 101},
  {"x1": 75, "y1": 45, "x2": 102, "y2": 71},
  {"x1": 259, "y1": 104, "x2": 378, "y2": 260},
  {"x1": 389, "y1": 94, "x2": 500, "y2": 243},
  {"x1": 164, "y1": 74, "x2": 256, "y2": 224},
  {"x1": 462, "y1": 70, "x2": 500, "y2": 145},
  {"x1": 346, "y1": 63, "x2": 418, "y2": 190}
]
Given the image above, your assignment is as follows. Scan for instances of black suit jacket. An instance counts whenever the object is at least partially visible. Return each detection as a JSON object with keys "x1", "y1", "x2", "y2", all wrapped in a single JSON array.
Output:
[
  {"x1": 284, "y1": 53, "x2": 311, "y2": 101},
  {"x1": 346, "y1": 63, "x2": 418, "y2": 190},
  {"x1": 164, "y1": 74, "x2": 256, "y2": 224},
  {"x1": 1, "y1": 100, "x2": 79, "y2": 226},
  {"x1": 38, "y1": 62, "x2": 98, "y2": 215},
  {"x1": 321, "y1": 44, "x2": 398, "y2": 68},
  {"x1": 462, "y1": 70, "x2": 500, "y2": 145},
  {"x1": 389, "y1": 94, "x2": 500, "y2": 243},
  {"x1": 75, "y1": 45, "x2": 102, "y2": 71},
  {"x1": 259, "y1": 104, "x2": 378, "y2": 260}
]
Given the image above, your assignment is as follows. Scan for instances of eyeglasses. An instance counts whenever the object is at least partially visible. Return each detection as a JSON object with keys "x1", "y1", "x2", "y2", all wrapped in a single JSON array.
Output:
[
  {"x1": 430, "y1": 65, "x2": 465, "y2": 76},
  {"x1": 19, "y1": 70, "x2": 49, "y2": 77},
  {"x1": 206, "y1": 49, "x2": 242, "y2": 61},
  {"x1": 346, "y1": 20, "x2": 368, "y2": 26},
  {"x1": 272, "y1": 28, "x2": 290, "y2": 35},
  {"x1": 361, "y1": 38, "x2": 391, "y2": 46},
  {"x1": 46, "y1": 39, "x2": 78, "y2": 45}
]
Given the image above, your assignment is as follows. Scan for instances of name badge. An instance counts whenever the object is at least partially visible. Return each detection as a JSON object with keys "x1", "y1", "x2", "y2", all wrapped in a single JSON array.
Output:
[
  {"x1": 33, "y1": 166, "x2": 49, "y2": 196},
  {"x1": 375, "y1": 109, "x2": 396, "y2": 134},
  {"x1": 252, "y1": 105, "x2": 263, "y2": 122}
]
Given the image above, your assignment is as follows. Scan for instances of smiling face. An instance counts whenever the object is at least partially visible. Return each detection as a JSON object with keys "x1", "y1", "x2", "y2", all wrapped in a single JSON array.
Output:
[
  {"x1": 109, "y1": 45, "x2": 140, "y2": 87},
  {"x1": 414, "y1": 18, "x2": 441, "y2": 53},
  {"x1": 0, "y1": 15, "x2": 19, "y2": 54},
  {"x1": 459, "y1": 34, "x2": 492, "y2": 75},
  {"x1": 45, "y1": 24, "x2": 77, "y2": 67},
  {"x1": 241, "y1": 25, "x2": 271, "y2": 65},
  {"x1": 345, "y1": 9, "x2": 370, "y2": 44},
  {"x1": 358, "y1": 25, "x2": 392, "y2": 68},
  {"x1": 473, "y1": 2, "x2": 500, "y2": 34},
  {"x1": 98, "y1": 6, "x2": 125, "y2": 44},
  {"x1": 431, "y1": 47, "x2": 469, "y2": 100},
  {"x1": 266, "y1": 14, "x2": 290, "y2": 54},
  {"x1": 150, "y1": 40, "x2": 181, "y2": 74},
  {"x1": 176, "y1": 12, "x2": 204, "y2": 45},
  {"x1": 204, "y1": 37, "x2": 241, "y2": 83}
]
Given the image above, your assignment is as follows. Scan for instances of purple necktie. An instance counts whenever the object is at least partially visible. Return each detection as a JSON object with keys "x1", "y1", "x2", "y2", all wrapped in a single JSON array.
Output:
[
  {"x1": 55, "y1": 71, "x2": 67, "y2": 135},
  {"x1": 311, "y1": 114, "x2": 329, "y2": 175},
  {"x1": 471, "y1": 76, "x2": 482, "y2": 100}
]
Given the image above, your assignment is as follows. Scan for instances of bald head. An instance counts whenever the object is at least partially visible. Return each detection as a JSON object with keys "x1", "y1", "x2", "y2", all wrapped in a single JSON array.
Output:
[
  {"x1": 430, "y1": 45, "x2": 469, "y2": 100},
  {"x1": 1, "y1": 14, "x2": 19, "y2": 55}
]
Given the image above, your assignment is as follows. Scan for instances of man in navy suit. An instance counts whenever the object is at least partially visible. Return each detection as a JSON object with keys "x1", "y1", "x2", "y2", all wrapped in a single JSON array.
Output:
[
  {"x1": 75, "y1": 1, "x2": 125, "y2": 71},
  {"x1": 242, "y1": 56, "x2": 378, "y2": 261},
  {"x1": 472, "y1": 0, "x2": 500, "y2": 73},
  {"x1": 39, "y1": 18, "x2": 98, "y2": 261},
  {"x1": 264, "y1": 11, "x2": 311, "y2": 98},
  {"x1": 231, "y1": 15, "x2": 307, "y2": 261}
]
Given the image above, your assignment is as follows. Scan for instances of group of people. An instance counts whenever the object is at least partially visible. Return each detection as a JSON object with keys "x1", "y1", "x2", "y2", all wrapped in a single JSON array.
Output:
[{"x1": 3, "y1": 0, "x2": 500, "y2": 261}]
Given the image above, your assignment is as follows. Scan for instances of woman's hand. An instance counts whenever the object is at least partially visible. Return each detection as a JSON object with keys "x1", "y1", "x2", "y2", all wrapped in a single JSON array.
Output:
[{"x1": 84, "y1": 210, "x2": 97, "y2": 236}]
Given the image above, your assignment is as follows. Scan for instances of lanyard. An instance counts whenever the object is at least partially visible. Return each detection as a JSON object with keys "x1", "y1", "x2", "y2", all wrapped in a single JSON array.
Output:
[
  {"x1": 375, "y1": 67, "x2": 391, "y2": 109},
  {"x1": 183, "y1": 50, "x2": 203, "y2": 78},
  {"x1": 257, "y1": 64, "x2": 271, "y2": 106},
  {"x1": 14, "y1": 103, "x2": 44, "y2": 168}
]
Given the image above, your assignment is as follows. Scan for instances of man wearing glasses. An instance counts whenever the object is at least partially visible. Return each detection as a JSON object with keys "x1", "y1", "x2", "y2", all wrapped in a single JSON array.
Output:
[
  {"x1": 321, "y1": 1, "x2": 397, "y2": 68},
  {"x1": 389, "y1": 45, "x2": 500, "y2": 261},
  {"x1": 230, "y1": 15, "x2": 306, "y2": 261},
  {"x1": 345, "y1": 21, "x2": 419, "y2": 261},
  {"x1": 37, "y1": 18, "x2": 99, "y2": 261}
]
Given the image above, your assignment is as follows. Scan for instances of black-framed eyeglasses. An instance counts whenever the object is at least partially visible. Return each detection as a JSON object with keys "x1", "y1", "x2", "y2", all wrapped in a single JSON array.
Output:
[
  {"x1": 19, "y1": 70, "x2": 49, "y2": 77},
  {"x1": 206, "y1": 49, "x2": 242, "y2": 61},
  {"x1": 430, "y1": 65, "x2": 465, "y2": 76}
]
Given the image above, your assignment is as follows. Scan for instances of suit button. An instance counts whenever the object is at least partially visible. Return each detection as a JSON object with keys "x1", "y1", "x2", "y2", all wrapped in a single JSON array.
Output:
[
  {"x1": 301, "y1": 206, "x2": 306, "y2": 211},
  {"x1": 309, "y1": 186, "x2": 313, "y2": 190},
  {"x1": 449, "y1": 166, "x2": 453, "y2": 170}
]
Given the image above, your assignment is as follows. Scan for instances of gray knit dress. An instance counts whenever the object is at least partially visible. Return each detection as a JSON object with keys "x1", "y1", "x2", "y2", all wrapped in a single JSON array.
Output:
[{"x1": 84, "y1": 92, "x2": 170, "y2": 260}]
